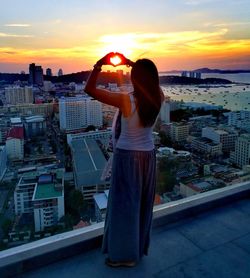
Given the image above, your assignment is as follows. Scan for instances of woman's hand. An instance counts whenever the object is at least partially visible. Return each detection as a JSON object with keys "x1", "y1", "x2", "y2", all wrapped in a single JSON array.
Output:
[
  {"x1": 96, "y1": 52, "x2": 115, "y2": 66},
  {"x1": 115, "y1": 52, "x2": 134, "y2": 67},
  {"x1": 96, "y1": 52, "x2": 134, "y2": 67}
]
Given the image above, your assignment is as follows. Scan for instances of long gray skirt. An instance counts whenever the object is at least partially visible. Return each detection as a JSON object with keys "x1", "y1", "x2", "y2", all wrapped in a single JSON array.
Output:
[{"x1": 102, "y1": 148, "x2": 156, "y2": 262}]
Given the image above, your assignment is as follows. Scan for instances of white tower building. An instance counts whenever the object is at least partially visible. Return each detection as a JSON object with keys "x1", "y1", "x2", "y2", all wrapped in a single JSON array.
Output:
[
  {"x1": 160, "y1": 99, "x2": 170, "y2": 124},
  {"x1": 59, "y1": 96, "x2": 102, "y2": 132}
]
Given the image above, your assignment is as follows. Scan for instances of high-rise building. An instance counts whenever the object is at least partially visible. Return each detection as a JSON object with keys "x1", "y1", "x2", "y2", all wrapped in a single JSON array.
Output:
[
  {"x1": 0, "y1": 146, "x2": 7, "y2": 181},
  {"x1": 160, "y1": 98, "x2": 170, "y2": 123},
  {"x1": 58, "y1": 68, "x2": 63, "y2": 76},
  {"x1": 14, "y1": 175, "x2": 37, "y2": 215},
  {"x1": 46, "y1": 68, "x2": 52, "y2": 76},
  {"x1": 33, "y1": 171, "x2": 65, "y2": 232},
  {"x1": 228, "y1": 110, "x2": 250, "y2": 132},
  {"x1": 6, "y1": 126, "x2": 24, "y2": 160},
  {"x1": 202, "y1": 127, "x2": 238, "y2": 152},
  {"x1": 14, "y1": 168, "x2": 65, "y2": 232},
  {"x1": 230, "y1": 134, "x2": 250, "y2": 168},
  {"x1": 5, "y1": 86, "x2": 33, "y2": 105},
  {"x1": 59, "y1": 96, "x2": 102, "y2": 132},
  {"x1": 181, "y1": 71, "x2": 201, "y2": 79},
  {"x1": 29, "y1": 63, "x2": 44, "y2": 86}
]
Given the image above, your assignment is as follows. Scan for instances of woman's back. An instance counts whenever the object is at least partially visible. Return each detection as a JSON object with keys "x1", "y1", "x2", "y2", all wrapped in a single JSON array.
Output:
[{"x1": 116, "y1": 93, "x2": 154, "y2": 151}]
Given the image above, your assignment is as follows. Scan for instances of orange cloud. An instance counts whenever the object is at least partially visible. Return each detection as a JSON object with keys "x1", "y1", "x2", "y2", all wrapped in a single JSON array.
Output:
[{"x1": 1, "y1": 28, "x2": 250, "y2": 71}]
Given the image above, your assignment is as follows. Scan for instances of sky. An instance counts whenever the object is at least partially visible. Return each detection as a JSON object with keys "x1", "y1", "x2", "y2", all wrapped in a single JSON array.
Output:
[{"x1": 0, "y1": 0, "x2": 250, "y2": 73}]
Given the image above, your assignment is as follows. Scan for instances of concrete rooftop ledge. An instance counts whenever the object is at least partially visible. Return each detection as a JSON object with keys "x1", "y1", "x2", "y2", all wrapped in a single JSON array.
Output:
[{"x1": 1, "y1": 181, "x2": 250, "y2": 277}]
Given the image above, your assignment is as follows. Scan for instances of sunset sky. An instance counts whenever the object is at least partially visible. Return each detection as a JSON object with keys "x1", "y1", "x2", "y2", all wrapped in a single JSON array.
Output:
[{"x1": 1, "y1": 0, "x2": 250, "y2": 73}]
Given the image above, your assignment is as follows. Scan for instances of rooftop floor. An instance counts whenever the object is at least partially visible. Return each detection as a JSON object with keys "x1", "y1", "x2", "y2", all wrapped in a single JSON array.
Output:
[{"x1": 19, "y1": 198, "x2": 250, "y2": 278}]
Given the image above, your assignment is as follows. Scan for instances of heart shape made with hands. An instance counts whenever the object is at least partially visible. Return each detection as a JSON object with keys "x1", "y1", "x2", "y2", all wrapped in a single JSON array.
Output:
[{"x1": 110, "y1": 55, "x2": 122, "y2": 66}]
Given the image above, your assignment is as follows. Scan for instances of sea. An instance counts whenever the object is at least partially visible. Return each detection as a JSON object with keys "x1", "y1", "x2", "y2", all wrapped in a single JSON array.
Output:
[{"x1": 160, "y1": 73, "x2": 250, "y2": 111}]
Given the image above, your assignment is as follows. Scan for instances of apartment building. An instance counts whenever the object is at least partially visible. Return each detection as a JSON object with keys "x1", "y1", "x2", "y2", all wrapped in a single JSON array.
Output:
[
  {"x1": 230, "y1": 134, "x2": 250, "y2": 168},
  {"x1": 59, "y1": 96, "x2": 102, "y2": 132}
]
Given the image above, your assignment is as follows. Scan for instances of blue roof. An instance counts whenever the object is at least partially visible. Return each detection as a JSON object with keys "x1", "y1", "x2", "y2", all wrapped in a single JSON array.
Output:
[{"x1": 38, "y1": 174, "x2": 53, "y2": 184}]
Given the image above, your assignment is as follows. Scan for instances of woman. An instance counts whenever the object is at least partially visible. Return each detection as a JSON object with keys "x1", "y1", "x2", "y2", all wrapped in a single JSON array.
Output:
[{"x1": 85, "y1": 52, "x2": 163, "y2": 267}]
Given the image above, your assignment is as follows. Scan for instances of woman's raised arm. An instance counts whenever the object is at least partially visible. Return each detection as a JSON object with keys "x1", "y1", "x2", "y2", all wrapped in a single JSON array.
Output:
[{"x1": 85, "y1": 53, "x2": 131, "y2": 115}]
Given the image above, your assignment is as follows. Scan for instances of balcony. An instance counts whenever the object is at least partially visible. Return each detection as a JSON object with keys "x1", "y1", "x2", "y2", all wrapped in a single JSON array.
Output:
[{"x1": 1, "y1": 181, "x2": 250, "y2": 277}]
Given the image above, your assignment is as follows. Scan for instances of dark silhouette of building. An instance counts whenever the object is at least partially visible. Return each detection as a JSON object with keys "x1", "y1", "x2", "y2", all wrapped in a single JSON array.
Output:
[
  {"x1": 46, "y1": 68, "x2": 52, "y2": 76},
  {"x1": 29, "y1": 63, "x2": 44, "y2": 86},
  {"x1": 58, "y1": 68, "x2": 63, "y2": 76}
]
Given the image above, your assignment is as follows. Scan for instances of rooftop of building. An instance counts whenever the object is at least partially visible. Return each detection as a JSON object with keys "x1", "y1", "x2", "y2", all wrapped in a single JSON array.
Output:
[
  {"x1": 187, "y1": 181, "x2": 214, "y2": 192},
  {"x1": 20, "y1": 168, "x2": 64, "y2": 180},
  {"x1": 10, "y1": 117, "x2": 22, "y2": 124},
  {"x1": 71, "y1": 138, "x2": 108, "y2": 187},
  {"x1": 6, "y1": 126, "x2": 24, "y2": 140},
  {"x1": 33, "y1": 182, "x2": 63, "y2": 200},
  {"x1": 193, "y1": 136, "x2": 220, "y2": 146},
  {"x1": 171, "y1": 121, "x2": 189, "y2": 127},
  {"x1": 93, "y1": 190, "x2": 109, "y2": 210},
  {"x1": 239, "y1": 133, "x2": 250, "y2": 140},
  {"x1": 1, "y1": 181, "x2": 250, "y2": 277},
  {"x1": 25, "y1": 115, "x2": 45, "y2": 123}
]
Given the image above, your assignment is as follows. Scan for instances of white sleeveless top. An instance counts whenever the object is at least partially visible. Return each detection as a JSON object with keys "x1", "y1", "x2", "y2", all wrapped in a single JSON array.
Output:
[{"x1": 116, "y1": 93, "x2": 155, "y2": 151}]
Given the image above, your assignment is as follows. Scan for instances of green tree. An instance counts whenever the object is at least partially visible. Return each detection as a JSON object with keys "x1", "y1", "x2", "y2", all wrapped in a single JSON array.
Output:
[
  {"x1": 60, "y1": 214, "x2": 75, "y2": 229},
  {"x1": 85, "y1": 125, "x2": 96, "y2": 132},
  {"x1": 2, "y1": 218, "x2": 12, "y2": 236},
  {"x1": 69, "y1": 190, "x2": 86, "y2": 215},
  {"x1": 156, "y1": 157, "x2": 178, "y2": 194},
  {"x1": 158, "y1": 131, "x2": 172, "y2": 147},
  {"x1": 156, "y1": 172, "x2": 176, "y2": 194}
]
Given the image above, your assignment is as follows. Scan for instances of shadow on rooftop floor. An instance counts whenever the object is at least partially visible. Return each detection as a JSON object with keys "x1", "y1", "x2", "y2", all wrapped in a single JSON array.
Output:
[{"x1": 18, "y1": 198, "x2": 250, "y2": 278}]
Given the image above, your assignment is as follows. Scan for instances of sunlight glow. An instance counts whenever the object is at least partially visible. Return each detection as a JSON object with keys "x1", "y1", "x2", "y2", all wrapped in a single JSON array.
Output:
[
  {"x1": 110, "y1": 55, "x2": 122, "y2": 66},
  {"x1": 98, "y1": 34, "x2": 139, "y2": 58},
  {"x1": 1, "y1": 29, "x2": 250, "y2": 72}
]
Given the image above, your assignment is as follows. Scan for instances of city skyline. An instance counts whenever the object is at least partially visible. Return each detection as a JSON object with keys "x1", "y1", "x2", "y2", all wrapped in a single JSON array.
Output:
[{"x1": 1, "y1": 0, "x2": 250, "y2": 73}]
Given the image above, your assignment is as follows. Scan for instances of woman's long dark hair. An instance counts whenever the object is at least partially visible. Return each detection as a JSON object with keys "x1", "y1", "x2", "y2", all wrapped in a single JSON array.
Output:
[{"x1": 131, "y1": 59, "x2": 162, "y2": 127}]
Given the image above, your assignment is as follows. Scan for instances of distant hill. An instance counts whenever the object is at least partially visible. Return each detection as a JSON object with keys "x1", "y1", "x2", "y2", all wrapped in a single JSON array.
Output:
[
  {"x1": 193, "y1": 68, "x2": 250, "y2": 74},
  {"x1": 160, "y1": 68, "x2": 250, "y2": 74},
  {"x1": 0, "y1": 71, "x2": 232, "y2": 85},
  {"x1": 0, "y1": 71, "x2": 130, "y2": 86}
]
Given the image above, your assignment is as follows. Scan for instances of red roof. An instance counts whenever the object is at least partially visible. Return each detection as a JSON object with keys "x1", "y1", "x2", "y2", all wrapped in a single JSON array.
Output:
[
  {"x1": 154, "y1": 194, "x2": 162, "y2": 205},
  {"x1": 73, "y1": 220, "x2": 90, "y2": 230},
  {"x1": 7, "y1": 127, "x2": 24, "y2": 140}
]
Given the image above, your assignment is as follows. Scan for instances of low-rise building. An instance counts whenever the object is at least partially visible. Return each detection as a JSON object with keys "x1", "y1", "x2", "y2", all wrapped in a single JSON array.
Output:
[
  {"x1": 191, "y1": 137, "x2": 222, "y2": 156},
  {"x1": 170, "y1": 122, "x2": 189, "y2": 143},
  {"x1": 0, "y1": 103, "x2": 54, "y2": 116},
  {"x1": 93, "y1": 190, "x2": 109, "y2": 222},
  {"x1": 202, "y1": 127, "x2": 238, "y2": 152},
  {"x1": 24, "y1": 115, "x2": 46, "y2": 139},
  {"x1": 180, "y1": 180, "x2": 215, "y2": 197}
]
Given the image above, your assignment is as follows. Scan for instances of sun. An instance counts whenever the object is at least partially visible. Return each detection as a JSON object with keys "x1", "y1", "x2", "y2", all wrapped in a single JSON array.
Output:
[
  {"x1": 98, "y1": 33, "x2": 138, "y2": 59},
  {"x1": 110, "y1": 55, "x2": 122, "y2": 66}
]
